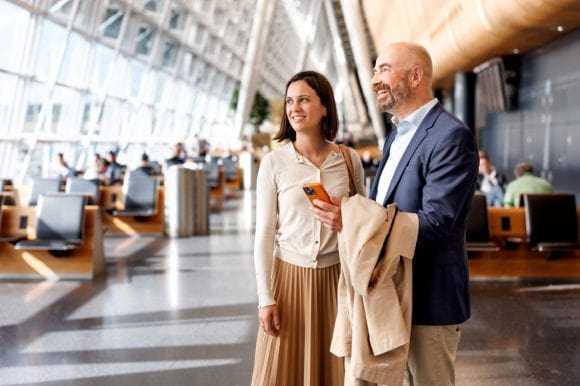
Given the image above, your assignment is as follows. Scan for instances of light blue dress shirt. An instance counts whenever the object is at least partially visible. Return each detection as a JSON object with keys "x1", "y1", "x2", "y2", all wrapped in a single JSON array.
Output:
[{"x1": 375, "y1": 98, "x2": 438, "y2": 204}]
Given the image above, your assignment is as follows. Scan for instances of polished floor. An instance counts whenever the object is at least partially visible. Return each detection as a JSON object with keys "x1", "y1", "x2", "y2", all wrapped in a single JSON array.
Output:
[{"x1": 0, "y1": 192, "x2": 579, "y2": 386}]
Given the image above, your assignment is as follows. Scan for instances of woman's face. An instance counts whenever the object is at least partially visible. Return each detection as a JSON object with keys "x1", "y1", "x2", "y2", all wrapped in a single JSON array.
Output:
[{"x1": 285, "y1": 80, "x2": 327, "y2": 136}]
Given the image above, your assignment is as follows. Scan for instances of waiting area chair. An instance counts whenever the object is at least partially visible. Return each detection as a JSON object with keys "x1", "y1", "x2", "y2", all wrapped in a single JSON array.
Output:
[
  {"x1": 110, "y1": 171, "x2": 158, "y2": 217},
  {"x1": 523, "y1": 193, "x2": 579, "y2": 257},
  {"x1": 65, "y1": 178, "x2": 100, "y2": 205},
  {"x1": 466, "y1": 193, "x2": 500, "y2": 252},
  {"x1": 28, "y1": 178, "x2": 61, "y2": 206},
  {"x1": 15, "y1": 194, "x2": 86, "y2": 252}
]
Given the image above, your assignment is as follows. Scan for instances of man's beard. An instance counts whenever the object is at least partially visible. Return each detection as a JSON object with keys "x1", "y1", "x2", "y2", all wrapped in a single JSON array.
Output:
[{"x1": 377, "y1": 83, "x2": 409, "y2": 113}]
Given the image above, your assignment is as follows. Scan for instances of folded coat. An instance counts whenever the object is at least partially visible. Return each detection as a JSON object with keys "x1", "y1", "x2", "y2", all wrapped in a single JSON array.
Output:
[{"x1": 331, "y1": 194, "x2": 418, "y2": 385}]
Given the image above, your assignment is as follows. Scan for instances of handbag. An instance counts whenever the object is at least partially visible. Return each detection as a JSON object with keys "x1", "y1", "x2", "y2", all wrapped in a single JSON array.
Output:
[{"x1": 338, "y1": 144, "x2": 357, "y2": 197}]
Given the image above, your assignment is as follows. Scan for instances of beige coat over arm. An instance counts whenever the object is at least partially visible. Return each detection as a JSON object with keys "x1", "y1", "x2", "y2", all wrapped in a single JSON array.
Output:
[{"x1": 331, "y1": 194, "x2": 418, "y2": 385}]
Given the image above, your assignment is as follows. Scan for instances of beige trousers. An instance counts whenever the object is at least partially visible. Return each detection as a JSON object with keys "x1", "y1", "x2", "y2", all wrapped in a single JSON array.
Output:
[{"x1": 403, "y1": 325, "x2": 461, "y2": 386}]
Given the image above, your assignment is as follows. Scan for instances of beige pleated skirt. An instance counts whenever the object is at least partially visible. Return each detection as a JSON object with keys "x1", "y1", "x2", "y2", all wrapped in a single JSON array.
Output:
[{"x1": 251, "y1": 258, "x2": 344, "y2": 386}]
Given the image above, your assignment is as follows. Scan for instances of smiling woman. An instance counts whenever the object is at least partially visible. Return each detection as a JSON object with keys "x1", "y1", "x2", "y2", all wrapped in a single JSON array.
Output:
[{"x1": 250, "y1": 70, "x2": 366, "y2": 386}]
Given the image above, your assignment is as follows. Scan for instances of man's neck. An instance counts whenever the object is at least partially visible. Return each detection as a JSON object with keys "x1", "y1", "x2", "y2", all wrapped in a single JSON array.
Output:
[{"x1": 393, "y1": 95, "x2": 434, "y2": 122}]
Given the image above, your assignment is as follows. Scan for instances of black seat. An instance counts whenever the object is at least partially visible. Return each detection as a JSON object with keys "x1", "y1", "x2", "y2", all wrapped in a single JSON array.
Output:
[
  {"x1": 466, "y1": 193, "x2": 500, "y2": 252},
  {"x1": 222, "y1": 156, "x2": 238, "y2": 182},
  {"x1": 15, "y1": 194, "x2": 86, "y2": 253},
  {"x1": 524, "y1": 193, "x2": 579, "y2": 257},
  {"x1": 28, "y1": 178, "x2": 61, "y2": 206},
  {"x1": 204, "y1": 159, "x2": 220, "y2": 188},
  {"x1": 111, "y1": 171, "x2": 158, "y2": 217},
  {"x1": 65, "y1": 178, "x2": 100, "y2": 205}
]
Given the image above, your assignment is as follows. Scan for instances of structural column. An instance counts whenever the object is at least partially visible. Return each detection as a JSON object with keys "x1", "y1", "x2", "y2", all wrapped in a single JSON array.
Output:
[
  {"x1": 339, "y1": 0, "x2": 385, "y2": 144},
  {"x1": 233, "y1": 0, "x2": 276, "y2": 139}
]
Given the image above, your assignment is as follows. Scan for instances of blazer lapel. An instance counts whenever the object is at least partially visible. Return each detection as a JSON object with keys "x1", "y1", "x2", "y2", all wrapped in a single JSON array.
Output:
[
  {"x1": 370, "y1": 130, "x2": 396, "y2": 200},
  {"x1": 382, "y1": 104, "x2": 443, "y2": 206}
]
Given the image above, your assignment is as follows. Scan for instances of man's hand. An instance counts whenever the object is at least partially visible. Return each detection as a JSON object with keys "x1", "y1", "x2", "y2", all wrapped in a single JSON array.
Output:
[
  {"x1": 310, "y1": 195, "x2": 343, "y2": 232},
  {"x1": 259, "y1": 304, "x2": 280, "y2": 337}
]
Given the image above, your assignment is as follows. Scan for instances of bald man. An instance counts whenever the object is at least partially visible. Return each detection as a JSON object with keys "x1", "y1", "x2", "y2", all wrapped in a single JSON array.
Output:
[
  {"x1": 368, "y1": 43, "x2": 478, "y2": 385},
  {"x1": 312, "y1": 42, "x2": 478, "y2": 385}
]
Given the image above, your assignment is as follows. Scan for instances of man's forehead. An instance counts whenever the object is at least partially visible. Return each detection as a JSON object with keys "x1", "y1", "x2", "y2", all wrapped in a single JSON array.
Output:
[{"x1": 375, "y1": 53, "x2": 396, "y2": 69}]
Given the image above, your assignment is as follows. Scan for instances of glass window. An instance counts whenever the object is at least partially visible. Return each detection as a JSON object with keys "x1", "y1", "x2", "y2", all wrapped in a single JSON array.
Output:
[
  {"x1": 135, "y1": 23, "x2": 156, "y2": 56},
  {"x1": 100, "y1": 1, "x2": 125, "y2": 40},
  {"x1": 0, "y1": 73, "x2": 18, "y2": 136},
  {"x1": 195, "y1": 61, "x2": 207, "y2": 86},
  {"x1": 0, "y1": 1, "x2": 31, "y2": 73},
  {"x1": 48, "y1": 0, "x2": 74, "y2": 18},
  {"x1": 129, "y1": 105, "x2": 154, "y2": 137},
  {"x1": 173, "y1": 81, "x2": 194, "y2": 112},
  {"x1": 128, "y1": 60, "x2": 146, "y2": 98},
  {"x1": 143, "y1": 0, "x2": 161, "y2": 12},
  {"x1": 74, "y1": 0, "x2": 95, "y2": 30},
  {"x1": 97, "y1": 98, "x2": 122, "y2": 138},
  {"x1": 161, "y1": 39, "x2": 178, "y2": 68},
  {"x1": 35, "y1": 20, "x2": 68, "y2": 82},
  {"x1": 154, "y1": 73, "x2": 171, "y2": 104},
  {"x1": 168, "y1": 4, "x2": 185, "y2": 30},
  {"x1": 187, "y1": 23, "x2": 198, "y2": 46},
  {"x1": 109, "y1": 56, "x2": 130, "y2": 98},
  {"x1": 50, "y1": 85, "x2": 80, "y2": 136},
  {"x1": 58, "y1": 32, "x2": 90, "y2": 87},
  {"x1": 194, "y1": 26, "x2": 205, "y2": 46},
  {"x1": 90, "y1": 44, "x2": 115, "y2": 93},
  {"x1": 23, "y1": 81, "x2": 50, "y2": 134},
  {"x1": 138, "y1": 70, "x2": 156, "y2": 105},
  {"x1": 80, "y1": 96, "x2": 102, "y2": 135}
]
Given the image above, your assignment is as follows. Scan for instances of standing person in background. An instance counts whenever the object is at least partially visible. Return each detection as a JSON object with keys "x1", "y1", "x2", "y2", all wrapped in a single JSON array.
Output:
[
  {"x1": 503, "y1": 162, "x2": 553, "y2": 207},
  {"x1": 104, "y1": 150, "x2": 123, "y2": 185},
  {"x1": 315, "y1": 42, "x2": 478, "y2": 385},
  {"x1": 251, "y1": 70, "x2": 365, "y2": 386},
  {"x1": 477, "y1": 150, "x2": 508, "y2": 207}
]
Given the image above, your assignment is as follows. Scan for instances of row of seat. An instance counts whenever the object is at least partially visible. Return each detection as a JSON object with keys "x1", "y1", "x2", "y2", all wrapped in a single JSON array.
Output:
[{"x1": 467, "y1": 193, "x2": 579, "y2": 257}]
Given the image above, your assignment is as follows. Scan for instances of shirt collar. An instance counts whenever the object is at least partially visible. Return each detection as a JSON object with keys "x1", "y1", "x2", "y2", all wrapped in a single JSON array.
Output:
[{"x1": 391, "y1": 98, "x2": 438, "y2": 129}]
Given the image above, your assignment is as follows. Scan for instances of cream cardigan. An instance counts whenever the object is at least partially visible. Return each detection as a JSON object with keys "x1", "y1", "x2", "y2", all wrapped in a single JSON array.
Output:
[
  {"x1": 253, "y1": 141, "x2": 366, "y2": 307},
  {"x1": 331, "y1": 195, "x2": 418, "y2": 385}
]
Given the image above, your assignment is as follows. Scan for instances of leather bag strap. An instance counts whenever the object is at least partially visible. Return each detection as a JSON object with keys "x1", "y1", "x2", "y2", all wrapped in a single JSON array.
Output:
[{"x1": 338, "y1": 144, "x2": 357, "y2": 197}]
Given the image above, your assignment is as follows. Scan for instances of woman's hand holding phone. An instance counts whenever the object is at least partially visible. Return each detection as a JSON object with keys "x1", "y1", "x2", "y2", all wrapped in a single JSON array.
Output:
[{"x1": 302, "y1": 183, "x2": 343, "y2": 231}]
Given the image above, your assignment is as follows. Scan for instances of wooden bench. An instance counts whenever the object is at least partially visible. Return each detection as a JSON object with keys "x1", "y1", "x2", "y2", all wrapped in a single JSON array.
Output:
[
  {"x1": 210, "y1": 167, "x2": 225, "y2": 212},
  {"x1": 99, "y1": 186, "x2": 165, "y2": 236},
  {"x1": 0, "y1": 205, "x2": 105, "y2": 280}
]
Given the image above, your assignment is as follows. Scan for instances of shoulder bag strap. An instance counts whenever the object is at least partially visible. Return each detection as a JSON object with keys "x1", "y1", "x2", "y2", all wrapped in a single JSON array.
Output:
[{"x1": 338, "y1": 144, "x2": 357, "y2": 197}]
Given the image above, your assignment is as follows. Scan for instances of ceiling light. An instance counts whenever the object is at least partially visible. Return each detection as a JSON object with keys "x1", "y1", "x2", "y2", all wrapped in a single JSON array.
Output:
[
  {"x1": 513, "y1": 48, "x2": 520, "y2": 54},
  {"x1": 556, "y1": 25, "x2": 564, "y2": 32}
]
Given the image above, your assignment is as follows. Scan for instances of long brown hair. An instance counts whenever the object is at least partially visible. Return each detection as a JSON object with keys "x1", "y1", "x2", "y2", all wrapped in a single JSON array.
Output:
[{"x1": 273, "y1": 71, "x2": 339, "y2": 142}]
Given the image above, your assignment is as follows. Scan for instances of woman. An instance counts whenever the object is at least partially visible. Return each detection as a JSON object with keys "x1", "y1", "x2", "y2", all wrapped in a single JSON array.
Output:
[{"x1": 251, "y1": 71, "x2": 365, "y2": 385}]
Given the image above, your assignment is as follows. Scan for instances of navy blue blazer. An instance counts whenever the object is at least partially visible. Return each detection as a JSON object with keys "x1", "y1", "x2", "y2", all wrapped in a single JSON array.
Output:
[{"x1": 370, "y1": 103, "x2": 478, "y2": 325}]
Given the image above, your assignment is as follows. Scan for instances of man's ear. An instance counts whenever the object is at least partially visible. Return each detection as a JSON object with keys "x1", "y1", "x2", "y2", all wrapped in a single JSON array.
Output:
[{"x1": 409, "y1": 65, "x2": 423, "y2": 87}]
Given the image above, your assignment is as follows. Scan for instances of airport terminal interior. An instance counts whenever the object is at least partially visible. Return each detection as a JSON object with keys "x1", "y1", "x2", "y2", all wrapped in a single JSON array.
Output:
[{"x1": 0, "y1": 0, "x2": 579, "y2": 385}]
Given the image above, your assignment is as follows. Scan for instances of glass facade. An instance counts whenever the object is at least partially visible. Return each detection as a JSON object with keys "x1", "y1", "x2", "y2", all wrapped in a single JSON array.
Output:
[{"x1": 0, "y1": 0, "x2": 354, "y2": 181}]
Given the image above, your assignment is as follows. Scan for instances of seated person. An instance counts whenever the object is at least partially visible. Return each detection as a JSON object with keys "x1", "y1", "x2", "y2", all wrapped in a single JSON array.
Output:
[
  {"x1": 476, "y1": 150, "x2": 507, "y2": 207},
  {"x1": 57, "y1": 152, "x2": 76, "y2": 179},
  {"x1": 135, "y1": 153, "x2": 156, "y2": 176},
  {"x1": 165, "y1": 142, "x2": 186, "y2": 168},
  {"x1": 503, "y1": 162, "x2": 553, "y2": 207}
]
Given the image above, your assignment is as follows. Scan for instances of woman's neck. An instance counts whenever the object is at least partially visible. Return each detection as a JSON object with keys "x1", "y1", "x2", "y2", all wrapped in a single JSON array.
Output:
[{"x1": 293, "y1": 134, "x2": 335, "y2": 167}]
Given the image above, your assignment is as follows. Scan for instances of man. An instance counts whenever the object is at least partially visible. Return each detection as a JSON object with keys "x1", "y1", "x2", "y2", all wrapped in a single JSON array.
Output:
[
  {"x1": 477, "y1": 150, "x2": 508, "y2": 207},
  {"x1": 312, "y1": 42, "x2": 478, "y2": 385},
  {"x1": 503, "y1": 162, "x2": 553, "y2": 207}
]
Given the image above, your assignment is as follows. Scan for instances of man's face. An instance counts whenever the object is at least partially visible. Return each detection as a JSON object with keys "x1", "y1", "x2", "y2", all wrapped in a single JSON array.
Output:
[{"x1": 371, "y1": 50, "x2": 411, "y2": 114}]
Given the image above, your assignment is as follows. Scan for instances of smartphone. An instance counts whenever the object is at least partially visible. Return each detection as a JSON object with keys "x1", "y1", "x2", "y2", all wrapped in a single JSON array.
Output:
[{"x1": 302, "y1": 183, "x2": 331, "y2": 206}]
